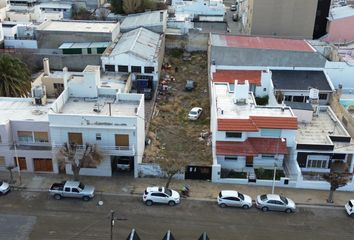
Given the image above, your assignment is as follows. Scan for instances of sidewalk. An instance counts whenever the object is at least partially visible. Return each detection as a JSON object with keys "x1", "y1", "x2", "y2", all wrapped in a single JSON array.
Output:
[{"x1": 1, "y1": 171, "x2": 353, "y2": 206}]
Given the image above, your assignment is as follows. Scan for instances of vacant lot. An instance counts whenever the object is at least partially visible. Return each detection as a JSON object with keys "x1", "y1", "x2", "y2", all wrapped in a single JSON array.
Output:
[{"x1": 144, "y1": 50, "x2": 212, "y2": 165}]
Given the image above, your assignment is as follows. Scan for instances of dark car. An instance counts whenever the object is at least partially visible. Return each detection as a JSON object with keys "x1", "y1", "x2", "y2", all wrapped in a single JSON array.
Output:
[{"x1": 185, "y1": 80, "x2": 195, "y2": 91}]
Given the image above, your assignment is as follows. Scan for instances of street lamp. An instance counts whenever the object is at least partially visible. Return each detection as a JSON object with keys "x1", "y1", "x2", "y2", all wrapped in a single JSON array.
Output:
[{"x1": 272, "y1": 138, "x2": 285, "y2": 194}]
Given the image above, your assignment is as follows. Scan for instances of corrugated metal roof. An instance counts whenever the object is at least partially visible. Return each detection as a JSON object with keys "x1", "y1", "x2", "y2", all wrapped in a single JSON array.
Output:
[
  {"x1": 211, "y1": 35, "x2": 314, "y2": 52},
  {"x1": 59, "y1": 42, "x2": 111, "y2": 49},
  {"x1": 109, "y1": 27, "x2": 161, "y2": 61},
  {"x1": 121, "y1": 11, "x2": 166, "y2": 29},
  {"x1": 216, "y1": 138, "x2": 288, "y2": 156},
  {"x1": 212, "y1": 70, "x2": 262, "y2": 85}
]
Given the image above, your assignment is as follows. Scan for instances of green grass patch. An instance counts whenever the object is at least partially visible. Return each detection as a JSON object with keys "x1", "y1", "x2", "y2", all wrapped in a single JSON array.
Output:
[
  {"x1": 221, "y1": 169, "x2": 247, "y2": 179},
  {"x1": 254, "y1": 168, "x2": 285, "y2": 180}
]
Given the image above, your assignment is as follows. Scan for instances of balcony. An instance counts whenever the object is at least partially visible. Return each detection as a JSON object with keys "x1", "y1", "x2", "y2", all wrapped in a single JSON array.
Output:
[
  {"x1": 13, "y1": 141, "x2": 52, "y2": 151},
  {"x1": 52, "y1": 144, "x2": 135, "y2": 156}
]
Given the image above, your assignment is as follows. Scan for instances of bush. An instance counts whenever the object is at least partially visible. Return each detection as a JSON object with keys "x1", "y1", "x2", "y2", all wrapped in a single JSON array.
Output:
[
  {"x1": 221, "y1": 169, "x2": 247, "y2": 179},
  {"x1": 254, "y1": 168, "x2": 285, "y2": 180},
  {"x1": 255, "y1": 95, "x2": 269, "y2": 105}
]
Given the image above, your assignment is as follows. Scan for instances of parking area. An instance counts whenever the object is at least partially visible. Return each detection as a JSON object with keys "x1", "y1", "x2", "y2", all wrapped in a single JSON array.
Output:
[{"x1": 144, "y1": 50, "x2": 212, "y2": 166}]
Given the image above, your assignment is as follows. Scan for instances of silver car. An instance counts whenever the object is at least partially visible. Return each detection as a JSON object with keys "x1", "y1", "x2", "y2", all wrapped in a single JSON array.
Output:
[
  {"x1": 256, "y1": 194, "x2": 296, "y2": 213},
  {"x1": 0, "y1": 181, "x2": 10, "y2": 195}
]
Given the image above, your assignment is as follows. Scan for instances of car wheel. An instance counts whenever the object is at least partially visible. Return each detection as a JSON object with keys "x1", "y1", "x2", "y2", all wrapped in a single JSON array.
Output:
[
  {"x1": 242, "y1": 205, "x2": 250, "y2": 209},
  {"x1": 145, "y1": 200, "x2": 153, "y2": 206},
  {"x1": 285, "y1": 208, "x2": 292, "y2": 213},
  {"x1": 168, "y1": 201, "x2": 176, "y2": 206},
  {"x1": 54, "y1": 194, "x2": 62, "y2": 200},
  {"x1": 219, "y1": 203, "x2": 227, "y2": 208},
  {"x1": 261, "y1": 206, "x2": 269, "y2": 212},
  {"x1": 82, "y1": 196, "x2": 90, "y2": 201}
]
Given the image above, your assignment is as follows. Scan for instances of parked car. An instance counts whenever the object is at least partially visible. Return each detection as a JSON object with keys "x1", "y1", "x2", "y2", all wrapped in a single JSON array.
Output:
[
  {"x1": 143, "y1": 186, "x2": 180, "y2": 206},
  {"x1": 188, "y1": 107, "x2": 203, "y2": 120},
  {"x1": 217, "y1": 190, "x2": 252, "y2": 209},
  {"x1": 185, "y1": 80, "x2": 195, "y2": 91},
  {"x1": 232, "y1": 13, "x2": 239, "y2": 21},
  {"x1": 0, "y1": 180, "x2": 10, "y2": 195},
  {"x1": 345, "y1": 200, "x2": 354, "y2": 216},
  {"x1": 49, "y1": 181, "x2": 95, "y2": 201},
  {"x1": 256, "y1": 194, "x2": 296, "y2": 213},
  {"x1": 230, "y1": 4, "x2": 237, "y2": 11}
]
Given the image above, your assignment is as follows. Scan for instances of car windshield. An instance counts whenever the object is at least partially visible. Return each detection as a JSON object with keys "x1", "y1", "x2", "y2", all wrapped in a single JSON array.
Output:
[
  {"x1": 0, "y1": 181, "x2": 3, "y2": 186},
  {"x1": 78, "y1": 183, "x2": 85, "y2": 190},
  {"x1": 164, "y1": 188, "x2": 172, "y2": 196},
  {"x1": 260, "y1": 194, "x2": 267, "y2": 201},
  {"x1": 280, "y1": 196, "x2": 288, "y2": 204},
  {"x1": 349, "y1": 201, "x2": 353, "y2": 208},
  {"x1": 238, "y1": 192, "x2": 245, "y2": 200},
  {"x1": 190, "y1": 111, "x2": 197, "y2": 115}
]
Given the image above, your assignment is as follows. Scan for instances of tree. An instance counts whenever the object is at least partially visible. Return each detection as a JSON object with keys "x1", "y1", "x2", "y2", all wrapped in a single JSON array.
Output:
[
  {"x1": 123, "y1": 0, "x2": 142, "y2": 14},
  {"x1": 97, "y1": 7, "x2": 110, "y2": 20},
  {"x1": 159, "y1": 158, "x2": 188, "y2": 189},
  {"x1": 324, "y1": 161, "x2": 352, "y2": 203},
  {"x1": 56, "y1": 143, "x2": 104, "y2": 181},
  {"x1": 0, "y1": 54, "x2": 31, "y2": 97},
  {"x1": 72, "y1": 7, "x2": 93, "y2": 20},
  {"x1": 110, "y1": 0, "x2": 124, "y2": 14}
]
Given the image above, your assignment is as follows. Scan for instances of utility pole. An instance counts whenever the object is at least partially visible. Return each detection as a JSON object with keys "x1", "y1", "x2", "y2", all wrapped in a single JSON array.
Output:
[
  {"x1": 110, "y1": 210, "x2": 127, "y2": 240},
  {"x1": 14, "y1": 141, "x2": 22, "y2": 185}
]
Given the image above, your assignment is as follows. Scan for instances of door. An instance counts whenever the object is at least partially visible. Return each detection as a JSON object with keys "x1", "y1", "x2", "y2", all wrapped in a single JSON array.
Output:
[
  {"x1": 14, "y1": 157, "x2": 27, "y2": 170},
  {"x1": 273, "y1": 200, "x2": 286, "y2": 211},
  {"x1": 71, "y1": 188, "x2": 81, "y2": 198},
  {"x1": 33, "y1": 158, "x2": 53, "y2": 172},
  {"x1": 68, "y1": 132, "x2": 83, "y2": 145},
  {"x1": 185, "y1": 166, "x2": 212, "y2": 180},
  {"x1": 225, "y1": 197, "x2": 241, "y2": 207},
  {"x1": 151, "y1": 192, "x2": 166, "y2": 203},
  {"x1": 246, "y1": 156, "x2": 253, "y2": 167},
  {"x1": 115, "y1": 134, "x2": 129, "y2": 149}
]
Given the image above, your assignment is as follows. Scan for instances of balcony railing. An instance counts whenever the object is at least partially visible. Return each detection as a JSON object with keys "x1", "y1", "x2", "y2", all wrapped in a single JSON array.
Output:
[
  {"x1": 14, "y1": 140, "x2": 52, "y2": 150},
  {"x1": 52, "y1": 144, "x2": 135, "y2": 156}
]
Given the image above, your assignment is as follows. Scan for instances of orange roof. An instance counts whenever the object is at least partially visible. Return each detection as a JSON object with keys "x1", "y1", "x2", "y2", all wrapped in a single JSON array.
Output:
[
  {"x1": 218, "y1": 119, "x2": 258, "y2": 132},
  {"x1": 218, "y1": 116, "x2": 297, "y2": 131},
  {"x1": 251, "y1": 116, "x2": 298, "y2": 129},
  {"x1": 216, "y1": 138, "x2": 288, "y2": 156},
  {"x1": 212, "y1": 70, "x2": 262, "y2": 85}
]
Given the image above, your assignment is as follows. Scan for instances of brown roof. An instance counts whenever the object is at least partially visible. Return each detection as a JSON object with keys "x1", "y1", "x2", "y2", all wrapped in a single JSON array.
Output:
[
  {"x1": 212, "y1": 70, "x2": 262, "y2": 85},
  {"x1": 216, "y1": 138, "x2": 288, "y2": 156},
  {"x1": 217, "y1": 116, "x2": 297, "y2": 131}
]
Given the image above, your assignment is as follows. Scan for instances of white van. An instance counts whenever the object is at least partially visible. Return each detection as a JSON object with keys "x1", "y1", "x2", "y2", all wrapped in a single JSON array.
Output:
[{"x1": 344, "y1": 200, "x2": 354, "y2": 216}]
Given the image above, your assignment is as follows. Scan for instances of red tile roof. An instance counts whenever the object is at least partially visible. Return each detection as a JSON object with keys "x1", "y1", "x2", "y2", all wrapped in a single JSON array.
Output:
[
  {"x1": 218, "y1": 116, "x2": 297, "y2": 131},
  {"x1": 223, "y1": 35, "x2": 314, "y2": 52},
  {"x1": 212, "y1": 70, "x2": 262, "y2": 85},
  {"x1": 216, "y1": 138, "x2": 288, "y2": 156}
]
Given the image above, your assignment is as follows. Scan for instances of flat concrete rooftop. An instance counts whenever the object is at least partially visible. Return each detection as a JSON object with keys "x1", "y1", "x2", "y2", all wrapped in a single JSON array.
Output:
[
  {"x1": 60, "y1": 97, "x2": 139, "y2": 117},
  {"x1": 0, "y1": 98, "x2": 52, "y2": 123},
  {"x1": 214, "y1": 84, "x2": 294, "y2": 118},
  {"x1": 38, "y1": 21, "x2": 117, "y2": 33},
  {"x1": 297, "y1": 107, "x2": 349, "y2": 145},
  {"x1": 99, "y1": 73, "x2": 129, "y2": 91}
]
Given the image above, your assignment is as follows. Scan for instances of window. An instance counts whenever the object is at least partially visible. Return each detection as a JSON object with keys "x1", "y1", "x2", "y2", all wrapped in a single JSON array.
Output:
[
  {"x1": 274, "y1": 200, "x2": 284, "y2": 205},
  {"x1": 262, "y1": 154, "x2": 275, "y2": 159},
  {"x1": 72, "y1": 188, "x2": 79, "y2": 193},
  {"x1": 261, "y1": 129, "x2": 281, "y2": 137},
  {"x1": 0, "y1": 156, "x2": 5, "y2": 166},
  {"x1": 53, "y1": 83, "x2": 64, "y2": 90},
  {"x1": 17, "y1": 131, "x2": 33, "y2": 142},
  {"x1": 225, "y1": 132, "x2": 242, "y2": 138},
  {"x1": 293, "y1": 96, "x2": 305, "y2": 102},
  {"x1": 319, "y1": 93, "x2": 327, "y2": 100},
  {"x1": 105, "y1": 64, "x2": 115, "y2": 72},
  {"x1": 307, "y1": 159, "x2": 328, "y2": 168},
  {"x1": 65, "y1": 188, "x2": 70, "y2": 192},
  {"x1": 284, "y1": 95, "x2": 292, "y2": 101},
  {"x1": 118, "y1": 65, "x2": 128, "y2": 72},
  {"x1": 131, "y1": 66, "x2": 141, "y2": 73},
  {"x1": 144, "y1": 66, "x2": 154, "y2": 73},
  {"x1": 68, "y1": 132, "x2": 83, "y2": 145},
  {"x1": 96, "y1": 133, "x2": 102, "y2": 141},
  {"x1": 34, "y1": 132, "x2": 48, "y2": 143},
  {"x1": 224, "y1": 156, "x2": 238, "y2": 161}
]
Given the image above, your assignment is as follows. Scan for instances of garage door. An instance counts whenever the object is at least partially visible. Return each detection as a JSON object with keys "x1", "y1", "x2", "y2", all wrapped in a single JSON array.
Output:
[{"x1": 33, "y1": 158, "x2": 53, "y2": 172}]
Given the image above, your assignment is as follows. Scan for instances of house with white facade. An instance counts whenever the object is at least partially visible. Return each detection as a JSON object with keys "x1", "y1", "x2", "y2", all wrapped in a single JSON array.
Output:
[
  {"x1": 101, "y1": 27, "x2": 165, "y2": 91},
  {"x1": 48, "y1": 65, "x2": 145, "y2": 177},
  {"x1": 171, "y1": 0, "x2": 225, "y2": 22}
]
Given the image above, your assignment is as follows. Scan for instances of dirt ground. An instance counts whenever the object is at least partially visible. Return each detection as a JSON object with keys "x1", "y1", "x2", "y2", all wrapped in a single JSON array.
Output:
[{"x1": 144, "y1": 50, "x2": 212, "y2": 165}]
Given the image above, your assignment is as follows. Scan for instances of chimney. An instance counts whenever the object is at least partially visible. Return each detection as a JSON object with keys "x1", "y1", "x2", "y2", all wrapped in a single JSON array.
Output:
[
  {"x1": 160, "y1": 11, "x2": 164, "y2": 22},
  {"x1": 43, "y1": 58, "x2": 50, "y2": 76},
  {"x1": 63, "y1": 67, "x2": 69, "y2": 90}
]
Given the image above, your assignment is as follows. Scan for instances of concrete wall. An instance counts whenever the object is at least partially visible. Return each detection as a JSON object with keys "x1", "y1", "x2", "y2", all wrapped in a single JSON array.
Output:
[
  {"x1": 325, "y1": 61, "x2": 354, "y2": 93},
  {"x1": 329, "y1": 93, "x2": 354, "y2": 139},
  {"x1": 4, "y1": 39, "x2": 37, "y2": 49},
  {"x1": 325, "y1": 15, "x2": 354, "y2": 44},
  {"x1": 165, "y1": 31, "x2": 208, "y2": 51},
  {"x1": 248, "y1": 0, "x2": 318, "y2": 39}
]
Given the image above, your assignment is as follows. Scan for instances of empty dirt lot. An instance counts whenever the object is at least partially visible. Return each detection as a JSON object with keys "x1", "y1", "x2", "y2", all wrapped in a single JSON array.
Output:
[{"x1": 144, "y1": 50, "x2": 212, "y2": 166}]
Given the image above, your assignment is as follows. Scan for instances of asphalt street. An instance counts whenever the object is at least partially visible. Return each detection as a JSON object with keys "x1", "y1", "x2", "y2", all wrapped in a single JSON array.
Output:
[{"x1": 0, "y1": 191, "x2": 353, "y2": 240}]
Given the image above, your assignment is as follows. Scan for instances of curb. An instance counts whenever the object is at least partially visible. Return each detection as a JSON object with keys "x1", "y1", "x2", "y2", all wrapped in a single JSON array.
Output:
[{"x1": 10, "y1": 186, "x2": 345, "y2": 208}]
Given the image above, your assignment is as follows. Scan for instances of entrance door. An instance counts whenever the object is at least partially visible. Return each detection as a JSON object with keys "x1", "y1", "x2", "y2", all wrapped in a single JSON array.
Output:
[
  {"x1": 246, "y1": 156, "x2": 254, "y2": 167},
  {"x1": 115, "y1": 134, "x2": 129, "y2": 149},
  {"x1": 68, "y1": 132, "x2": 83, "y2": 145},
  {"x1": 33, "y1": 158, "x2": 53, "y2": 172},
  {"x1": 14, "y1": 157, "x2": 27, "y2": 170}
]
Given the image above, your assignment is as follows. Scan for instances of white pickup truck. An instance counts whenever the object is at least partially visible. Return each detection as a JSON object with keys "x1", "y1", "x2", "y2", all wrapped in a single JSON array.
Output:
[{"x1": 49, "y1": 181, "x2": 95, "y2": 201}]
